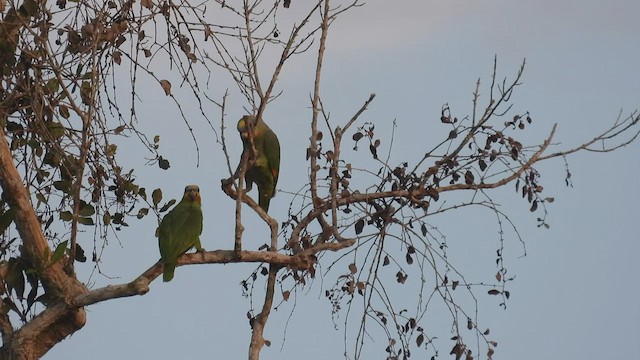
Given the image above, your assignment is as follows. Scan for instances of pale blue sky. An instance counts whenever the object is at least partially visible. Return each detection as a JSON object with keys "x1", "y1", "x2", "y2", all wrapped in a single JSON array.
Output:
[{"x1": 47, "y1": 1, "x2": 639, "y2": 359}]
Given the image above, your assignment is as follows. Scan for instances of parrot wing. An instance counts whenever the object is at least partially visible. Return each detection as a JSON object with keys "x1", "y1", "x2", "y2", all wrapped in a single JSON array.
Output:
[{"x1": 263, "y1": 127, "x2": 281, "y2": 187}]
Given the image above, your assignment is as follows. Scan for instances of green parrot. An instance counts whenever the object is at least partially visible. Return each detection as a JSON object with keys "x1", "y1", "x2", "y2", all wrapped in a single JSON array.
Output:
[
  {"x1": 237, "y1": 115, "x2": 281, "y2": 212},
  {"x1": 157, "y1": 184, "x2": 203, "y2": 282}
]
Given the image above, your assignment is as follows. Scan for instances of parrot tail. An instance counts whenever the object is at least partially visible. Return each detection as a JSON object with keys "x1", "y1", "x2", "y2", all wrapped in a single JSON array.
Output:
[
  {"x1": 163, "y1": 262, "x2": 176, "y2": 282},
  {"x1": 259, "y1": 195, "x2": 271, "y2": 213}
]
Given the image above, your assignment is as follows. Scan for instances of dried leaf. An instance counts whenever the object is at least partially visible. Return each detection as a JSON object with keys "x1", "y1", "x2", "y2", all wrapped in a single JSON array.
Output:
[
  {"x1": 348, "y1": 263, "x2": 357, "y2": 274},
  {"x1": 141, "y1": 0, "x2": 153, "y2": 9},
  {"x1": 416, "y1": 333, "x2": 424, "y2": 347},
  {"x1": 487, "y1": 289, "x2": 501, "y2": 295},
  {"x1": 282, "y1": 290, "x2": 290, "y2": 301},
  {"x1": 160, "y1": 79, "x2": 171, "y2": 96},
  {"x1": 112, "y1": 50, "x2": 121, "y2": 65}
]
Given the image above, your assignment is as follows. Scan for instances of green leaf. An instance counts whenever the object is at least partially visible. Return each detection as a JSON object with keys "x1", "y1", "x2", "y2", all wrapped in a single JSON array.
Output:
[
  {"x1": 77, "y1": 216, "x2": 94, "y2": 226},
  {"x1": 158, "y1": 156, "x2": 170, "y2": 170},
  {"x1": 26, "y1": 273, "x2": 39, "y2": 308},
  {"x1": 152, "y1": 188, "x2": 162, "y2": 206},
  {"x1": 51, "y1": 240, "x2": 68, "y2": 264},
  {"x1": 112, "y1": 212, "x2": 124, "y2": 224},
  {"x1": 0, "y1": 208, "x2": 16, "y2": 233},
  {"x1": 53, "y1": 180, "x2": 72, "y2": 192},
  {"x1": 78, "y1": 201, "x2": 95, "y2": 216},
  {"x1": 103, "y1": 212, "x2": 111, "y2": 225},
  {"x1": 35, "y1": 192, "x2": 47, "y2": 204},
  {"x1": 6, "y1": 259, "x2": 25, "y2": 300},
  {"x1": 47, "y1": 122, "x2": 65, "y2": 139},
  {"x1": 74, "y1": 243, "x2": 87, "y2": 263},
  {"x1": 138, "y1": 187, "x2": 147, "y2": 201},
  {"x1": 60, "y1": 211, "x2": 73, "y2": 221}
]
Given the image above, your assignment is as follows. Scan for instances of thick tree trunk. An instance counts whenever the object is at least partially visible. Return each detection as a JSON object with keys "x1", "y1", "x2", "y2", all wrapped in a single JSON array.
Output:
[{"x1": 0, "y1": 127, "x2": 88, "y2": 358}]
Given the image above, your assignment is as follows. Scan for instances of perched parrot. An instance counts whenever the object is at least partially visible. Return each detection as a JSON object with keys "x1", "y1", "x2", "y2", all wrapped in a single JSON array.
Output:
[
  {"x1": 237, "y1": 115, "x2": 281, "y2": 212},
  {"x1": 157, "y1": 184, "x2": 203, "y2": 282}
]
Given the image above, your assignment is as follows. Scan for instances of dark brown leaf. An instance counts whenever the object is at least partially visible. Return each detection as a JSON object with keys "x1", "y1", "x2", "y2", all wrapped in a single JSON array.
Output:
[
  {"x1": 406, "y1": 253, "x2": 413, "y2": 265},
  {"x1": 355, "y1": 219, "x2": 364, "y2": 235},
  {"x1": 479, "y1": 159, "x2": 487, "y2": 171},
  {"x1": 464, "y1": 170, "x2": 474, "y2": 185},
  {"x1": 369, "y1": 144, "x2": 378, "y2": 159}
]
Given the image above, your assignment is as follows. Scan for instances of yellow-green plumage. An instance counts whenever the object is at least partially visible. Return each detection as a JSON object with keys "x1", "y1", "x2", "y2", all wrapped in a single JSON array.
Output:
[
  {"x1": 158, "y1": 185, "x2": 203, "y2": 282},
  {"x1": 237, "y1": 115, "x2": 281, "y2": 212}
]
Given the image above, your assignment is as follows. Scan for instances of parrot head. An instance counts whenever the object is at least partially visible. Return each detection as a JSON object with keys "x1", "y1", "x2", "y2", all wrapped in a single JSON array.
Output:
[
  {"x1": 183, "y1": 184, "x2": 201, "y2": 203},
  {"x1": 237, "y1": 115, "x2": 263, "y2": 140}
]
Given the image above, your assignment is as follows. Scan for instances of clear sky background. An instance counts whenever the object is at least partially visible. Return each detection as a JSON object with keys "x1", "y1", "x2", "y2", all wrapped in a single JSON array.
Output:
[{"x1": 46, "y1": 0, "x2": 639, "y2": 359}]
